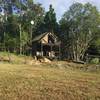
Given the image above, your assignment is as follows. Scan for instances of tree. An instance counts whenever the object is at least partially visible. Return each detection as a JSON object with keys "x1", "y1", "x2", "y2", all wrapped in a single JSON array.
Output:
[
  {"x1": 0, "y1": 0, "x2": 45, "y2": 55},
  {"x1": 0, "y1": 15, "x2": 5, "y2": 50},
  {"x1": 19, "y1": 2, "x2": 45, "y2": 55},
  {"x1": 21, "y1": 2, "x2": 45, "y2": 37},
  {"x1": 44, "y1": 4, "x2": 58, "y2": 33},
  {"x1": 60, "y1": 3, "x2": 100, "y2": 61},
  {"x1": 89, "y1": 33, "x2": 100, "y2": 55}
]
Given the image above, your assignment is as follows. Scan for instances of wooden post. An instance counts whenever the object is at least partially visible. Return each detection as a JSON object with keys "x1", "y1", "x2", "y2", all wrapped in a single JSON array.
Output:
[
  {"x1": 41, "y1": 43, "x2": 43, "y2": 57},
  {"x1": 50, "y1": 44, "x2": 53, "y2": 57}
]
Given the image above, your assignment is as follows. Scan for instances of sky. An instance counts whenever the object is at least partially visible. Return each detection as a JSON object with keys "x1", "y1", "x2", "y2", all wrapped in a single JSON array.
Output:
[{"x1": 35, "y1": 0, "x2": 100, "y2": 21}]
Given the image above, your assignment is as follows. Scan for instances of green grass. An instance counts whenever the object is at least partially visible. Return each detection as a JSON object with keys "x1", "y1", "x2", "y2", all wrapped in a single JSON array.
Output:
[
  {"x1": 0, "y1": 63, "x2": 100, "y2": 100},
  {"x1": 0, "y1": 52, "x2": 33, "y2": 64}
]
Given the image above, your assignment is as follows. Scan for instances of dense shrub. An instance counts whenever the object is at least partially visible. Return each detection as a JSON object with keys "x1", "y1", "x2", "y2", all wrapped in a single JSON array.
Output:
[{"x1": 90, "y1": 58, "x2": 100, "y2": 64}]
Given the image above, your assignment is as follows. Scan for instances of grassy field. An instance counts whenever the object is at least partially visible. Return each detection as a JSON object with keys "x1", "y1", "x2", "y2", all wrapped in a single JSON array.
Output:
[{"x1": 0, "y1": 62, "x2": 100, "y2": 100}]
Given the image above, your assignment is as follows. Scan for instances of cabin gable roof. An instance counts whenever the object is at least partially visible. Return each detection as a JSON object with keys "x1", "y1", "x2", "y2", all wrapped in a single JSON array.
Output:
[
  {"x1": 32, "y1": 32, "x2": 48, "y2": 42},
  {"x1": 32, "y1": 32, "x2": 60, "y2": 44}
]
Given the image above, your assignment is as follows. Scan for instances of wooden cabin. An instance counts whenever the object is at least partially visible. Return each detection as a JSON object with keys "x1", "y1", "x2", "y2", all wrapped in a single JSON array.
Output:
[{"x1": 32, "y1": 32, "x2": 61, "y2": 59}]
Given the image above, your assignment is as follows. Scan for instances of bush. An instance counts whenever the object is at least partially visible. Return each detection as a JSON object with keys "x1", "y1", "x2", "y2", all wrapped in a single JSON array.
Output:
[{"x1": 90, "y1": 58, "x2": 100, "y2": 64}]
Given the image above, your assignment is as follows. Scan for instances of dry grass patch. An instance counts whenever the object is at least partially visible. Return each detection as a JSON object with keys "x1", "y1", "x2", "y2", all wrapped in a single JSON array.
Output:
[{"x1": 0, "y1": 63, "x2": 99, "y2": 100}]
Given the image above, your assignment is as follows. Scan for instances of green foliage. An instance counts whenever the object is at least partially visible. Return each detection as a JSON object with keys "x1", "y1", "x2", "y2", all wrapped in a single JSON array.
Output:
[
  {"x1": 93, "y1": 37, "x2": 100, "y2": 54},
  {"x1": 21, "y1": 31, "x2": 29, "y2": 46},
  {"x1": 44, "y1": 4, "x2": 58, "y2": 33},
  {"x1": 89, "y1": 33, "x2": 100, "y2": 55},
  {"x1": 0, "y1": 1, "x2": 100, "y2": 59},
  {"x1": 60, "y1": 2, "x2": 100, "y2": 61},
  {"x1": 0, "y1": 0, "x2": 45, "y2": 54},
  {"x1": 90, "y1": 58, "x2": 100, "y2": 64},
  {"x1": 95, "y1": 38, "x2": 100, "y2": 46},
  {"x1": 5, "y1": 33, "x2": 19, "y2": 49}
]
